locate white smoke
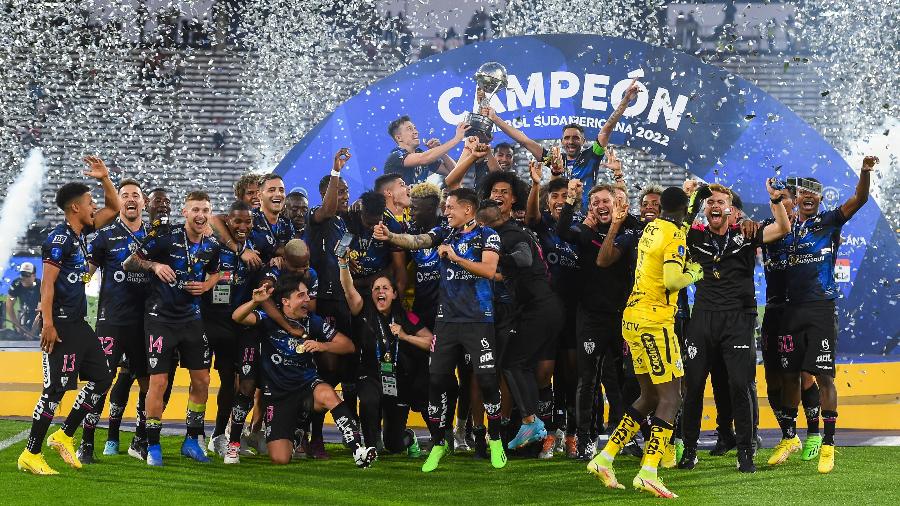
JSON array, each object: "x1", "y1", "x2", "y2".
[{"x1": 0, "y1": 148, "x2": 46, "y2": 273}]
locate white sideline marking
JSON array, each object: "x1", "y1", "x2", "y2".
[{"x1": 0, "y1": 430, "x2": 29, "y2": 451}]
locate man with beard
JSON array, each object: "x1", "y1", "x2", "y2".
[
  {"x1": 75, "y1": 179, "x2": 151, "y2": 464},
  {"x1": 525, "y1": 165, "x2": 581, "y2": 459},
  {"x1": 557, "y1": 180, "x2": 636, "y2": 459},
  {"x1": 485, "y1": 81, "x2": 640, "y2": 209},
  {"x1": 123, "y1": 191, "x2": 222, "y2": 466},
  {"x1": 284, "y1": 191, "x2": 309, "y2": 239},
  {"x1": 680, "y1": 181, "x2": 789, "y2": 473},
  {"x1": 374, "y1": 187, "x2": 508, "y2": 472},
  {"x1": 17, "y1": 156, "x2": 120, "y2": 476},
  {"x1": 769, "y1": 156, "x2": 878, "y2": 473},
  {"x1": 201, "y1": 201, "x2": 255, "y2": 459},
  {"x1": 98, "y1": 187, "x2": 174, "y2": 461},
  {"x1": 383, "y1": 115, "x2": 466, "y2": 184},
  {"x1": 234, "y1": 173, "x2": 261, "y2": 209},
  {"x1": 305, "y1": 148, "x2": 353, "y2": 458}
]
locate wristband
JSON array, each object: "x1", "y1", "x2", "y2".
[
  {"x1": 330, "y1": 170, "x2": 341, "y2": 177},
  {"x1": 338, "y1": 262, "x2": 349, "y2": 270},
  {"x1": 566, "y1": 197, "x2": 577, "y2": 206},
  {"x1": 770, "y1": 195, "x2": 784, "y2": 204},
  {"x1": 592, "y1": 143, "x2": 606, "y2": 157}
]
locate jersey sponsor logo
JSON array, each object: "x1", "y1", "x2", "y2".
[
  {"x1": 51, "y1": 247, "x2": 63, "y2": 261},
  {"x1": 677, "y1": 245, "x2": 685, "y2": 257},
  {"x1": 479, "y1": 352, "x2": 493, "y2": 364},
  {"x1": 816, "y1": 354, "x2": 832, "y2": 363},
  {"x1": 640, "y1": 333, "x2": 665, "y2": 376},
  {"x1": 821, "y1": 339, "x2": 831, "y2": 351},
  {"x1": 114, "y1": 270, "x2": 126, "y2": 282},
  {"x1": 480, "y1": 338, "x2": 490, "y2": 351},
  {"x1": 66, "y1": 272, "x2": 81, "y2": 284},
  {"x1": 51, "y1": 234, "x2": 67, "y2": 244},
  {"x1": 623, "y1": 321, "x2": 640, "y2": 332},
  {"x1": 270, "y1": 353, "x2": 283, "y2": 364}
]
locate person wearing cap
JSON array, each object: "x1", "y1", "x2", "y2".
[{"x1": 6, "y1": 262, "x2": 41, "y2": 339}]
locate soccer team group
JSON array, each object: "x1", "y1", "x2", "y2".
[{"x1": 14, "y1": 81, "x2": 879, "y2": 499}]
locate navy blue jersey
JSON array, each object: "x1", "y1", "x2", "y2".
[
  {"x1": 42, "y1": 222, "x2": 93, "y2": 321},
  {"x1": 428, "y1": 224, "x2": 501, "y2": 323},
  {"x1": 263, "y1": 264, "x2": 318, "y2": 299},
  {"x1": 409, "y1": 223, "x2": 442, "y2": 314},
  {"x1": 761, "y1": 217, "x2": 790, "y2": 307},
  {"x1": 8, "y1": 278, "x2": 41, "y2": 328},
  {"x1": 383, "y1": 146, "x2": 442, "y2": 184},
  {"x1": 249, "y1": 208, "x2": 295, "y2": 263},
  {"x1": 254, "y1": 310, "x2": 336, "y2": 391},
  {"x1": 530, "y1": 211, "x2": 580, "y2": 300},
  {"x1": 305, "y1": 207, "x2": 347, "y2": 300},
  {"x1": 138, "y1": 225, "x2": 221, "y2": 323},
  {"x1": 564, "y1": 145, "x2": 604, "y2": 209},
  {"x1": 614, "y1": 220, "x2": 644, "y2": 270},
  {"x1": 346, "y1": 209, "x2": 406, "y2": 279},
  {"x1": 785, "y1": 209, "x2": 847, "y2": 303},
  {"x1": 89, "y1": 218, "x2": 150, "y2": 324},
  {"x1": 202, "y1": 241, "x2": 255, "y2": 315}
]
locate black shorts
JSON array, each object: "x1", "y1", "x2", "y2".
[
  {"x1": 261, "y1": 381, "x2": 320, "y2": 443},
  {"x1": 781, "y1": 300, "x2": 838, "y2": 378},
  {"x1": 43, "y1": 320, "x2": 112, "y2": 394},
  {"x1": 760, "y1": 306, "x2": 785, "y2": 372},
  {"x1": 145, "y1": 318, "x2": 211, "y2": 374},
  {"x1": 204, "y1": 314, "x2": 239, "y2": 372},
  {"x1": 96, "y1": 320, "x2": 148, "y2": 378},
  {"x1": 430, "y1": 321, "x2": 496, "y2": 376},
  {"x1": 576, "y1": 307, "x2": 623, "y2": 360}
]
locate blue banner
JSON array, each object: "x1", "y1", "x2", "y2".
[{"x1": 276, "y1": 34, "x2": 899, "y2": 354}]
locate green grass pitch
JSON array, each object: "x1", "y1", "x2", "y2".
[{"x1": 2, "y1": 420, "x2": 899, "y2": 505}]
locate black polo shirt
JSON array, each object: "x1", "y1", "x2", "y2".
[{"x1": 687, "y1": 223, "x2": 764, "y2": 313}]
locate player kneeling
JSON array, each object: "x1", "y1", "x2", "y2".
[{"x1": 232, "y1": 275, "x2": 377, "y2": 468}]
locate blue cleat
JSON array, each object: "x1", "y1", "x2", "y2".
[
  {"x1": 508, "y1": 418, "x2": 548, "y2": 450},
  {"x1": 103, "y1": 440, "x2": 120, "y2": 456},
  {"x1": 181, "y1": 437, "x2": 211, "y2": 463},
  {"x1": 146, "y1": 444, "x2": 164, "y2": 466}
]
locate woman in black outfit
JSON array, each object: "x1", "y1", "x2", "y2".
[{"x1": 339, "y1": 254, "x2": 434, "y2": 455}]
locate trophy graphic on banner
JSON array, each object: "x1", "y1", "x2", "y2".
[{"x1": 465, "y1": 62, "x2": 509, "y2": 142}]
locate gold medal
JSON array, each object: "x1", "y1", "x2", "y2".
[
  {"x1": 81, "y1": 272, "x2": 91, "y2": 284},
  {"x1": 713, "y1": 269, "x2": 721, "y2": 279},
  {"x1": 295, "y1": 343, "x2": 306, "y2": 354},
  {"x1": 384, "y1": 352, "x2": 392, "y2": 363}
]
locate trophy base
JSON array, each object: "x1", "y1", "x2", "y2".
[{"x1": 465, "y1": 112, "x2": 494, "y2": 142}]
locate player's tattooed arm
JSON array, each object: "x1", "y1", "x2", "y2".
[
  {"x1": 372, "y1": 223, "x2": 433, "y2": 250},
  {"x1": 123, "y1": 253, "x2": 176, "y2": 283}
]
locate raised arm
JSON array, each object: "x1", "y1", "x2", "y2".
[
  {"x1": 404, "y1": 123, "x2": 469, "y2": 167},
  {"x1": 525, "y1": 160, "x2": 542, "y2": 227},
  {"x1": 597, "y1": 80, "x2": 640, "y2": 147},
  {"x1": 232, "y1": 285, "x2": 272, "y2": 326},
  {"x1": 313, "y1": 148, "x2": 350, "y2": 224},
  {"x1": 839, "y1": 156, "x2": 877, "y2": 220},
  {"x1": 82, "y1": 156, "x2": 120, "y2": 229},
  {"x1": 596, "y1": 199, "x2": 627, "y2": 267},
  {"x1": 555, "y1": 179, "x2": 584, "y2": 244},
  {"x1": 373, "y1": 222, "x2": 434, "y2": 250},
  {"x1": 485, "y1": 108, "x2": 545, "y2": 160},
  {"x1": 761, "y1": 178, "x2": 791, "y2": 243},
  {"x1": 444, "y1": 136, "x2": 489, "y2": 190},
  {"x1": 338, "y1": 254, "x2": 364, "y2": 316}
]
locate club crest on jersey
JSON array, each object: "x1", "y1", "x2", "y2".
[
  {"x1": 677, "y1": 245, "x2": 685, "y2": 258},
  {"x1": 584, "y1": 341, "x2": 595, "y2": 354},
  {"x1": 128, "y1": 242, "x2": 137, "y2": 252},
  {"x1": 458, "y1": 242, "x2": 468, "y2": 254}
]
